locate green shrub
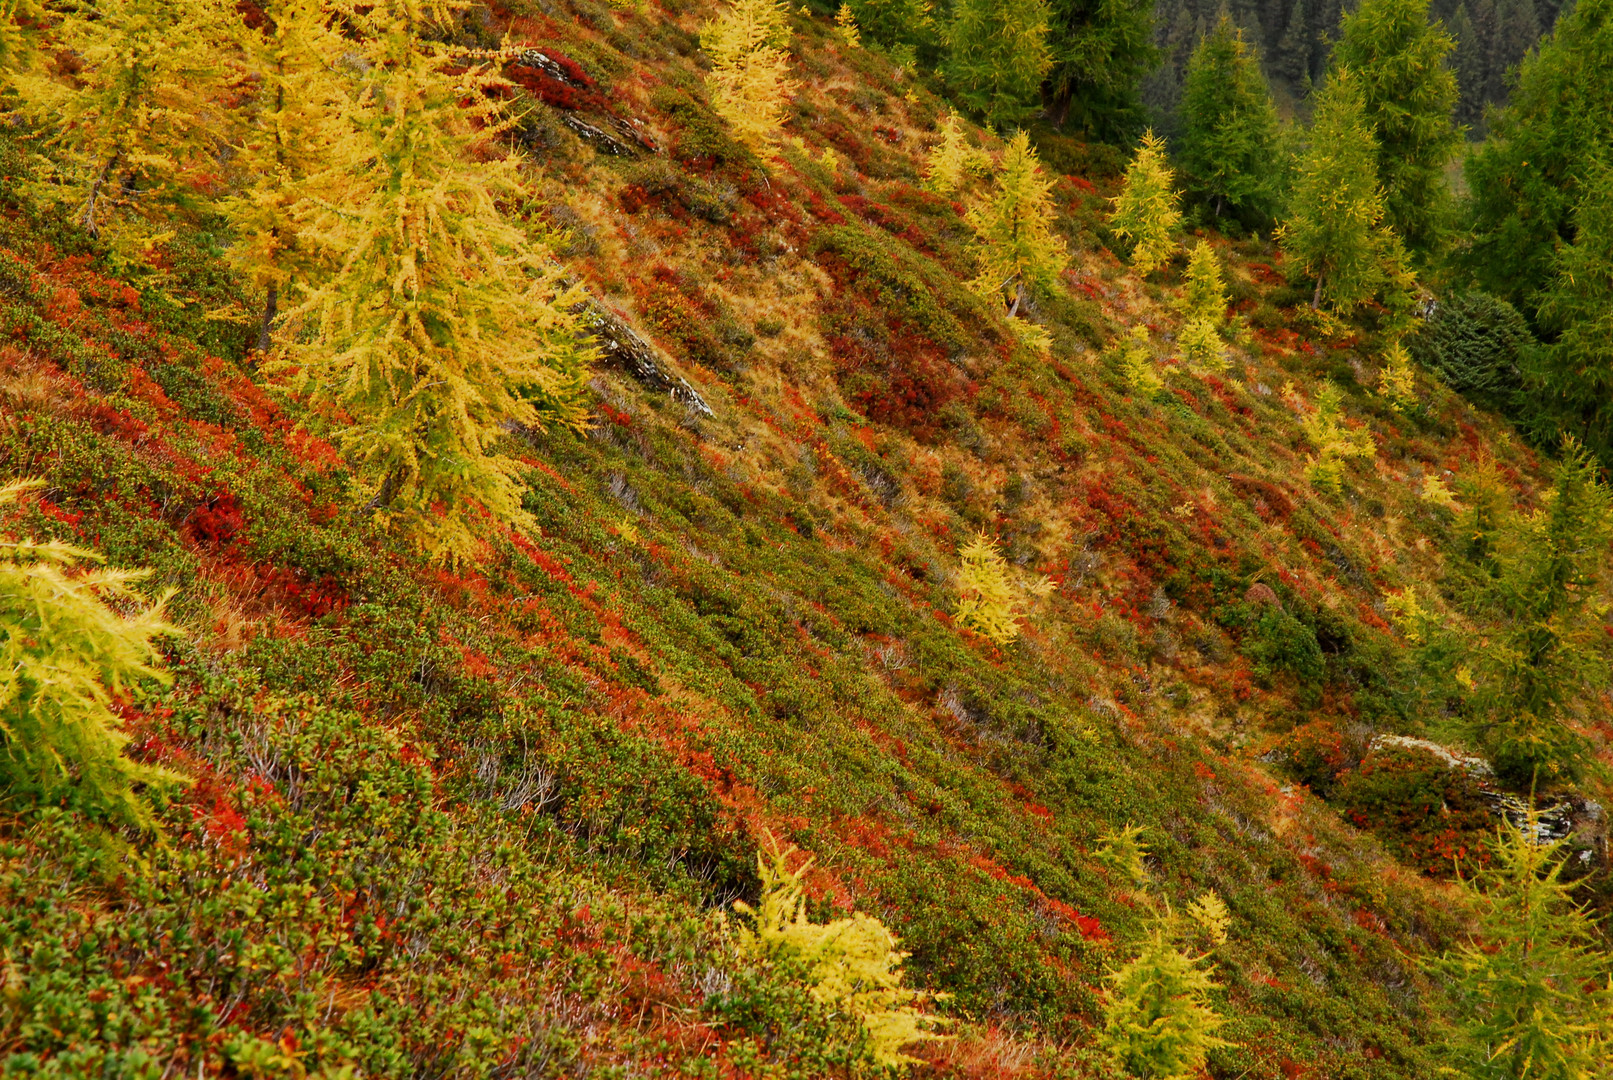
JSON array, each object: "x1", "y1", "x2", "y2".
[
  {"x1": 1236, "y1": 604, "x2": 1324, "y2": 688},
  {"x1": 1410, "y1": 291, "x2": 1536, "y2": 412},
  {"x1": 1337, "y1": 744, "x2": 1492, "y2": 876}
]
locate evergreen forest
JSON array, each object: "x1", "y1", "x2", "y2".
[{"x1": 2, "y1": 0, "x2": 1613, "y2": 1078}]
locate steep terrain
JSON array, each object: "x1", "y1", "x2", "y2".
[{"x1": 1, "y1": 2, "x2": 1607, "y2": 1078}]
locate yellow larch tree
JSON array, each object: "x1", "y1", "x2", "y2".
[
  {"x1": 1, "y1": 480, "x2": 186, "y2": 830},
  {"x1": 1110, "y1": 129, "x2": 1183, "y2": 275},
  {"x1": 7, "y1": 0, "x2": 237, "y2": 242},
  {"x1": 1178, "y1": 241, "x2": 1229, "y2": 371},
  {"x1": 954, "y1": 531, "x2": 1052, "y2": 645},
  {"x1": 702, "y1": 0, "x2": 797, "y2": 155},
  {"x1": 966, "y1": 129, "x2": 1067, "y2": 318},
  {"x1": 278, "y1": 0, "x2": 595, "y2": 563},
  {"x1": 834, "y1": 2, "x2": 861, "y2": 47},
  {"x1": 921, "y1": 107, "x2": 975, "y2": 197},
  {"x1": 735, "y1": 836, "x2": 950, "y2": 1067},
  {"x1": 221, "y1": 0, "x2": 359, "y2": 355}
]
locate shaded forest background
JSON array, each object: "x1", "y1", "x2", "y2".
[{"x1": 1145, "y1": 0, "x2": 1562, "y2": 133}]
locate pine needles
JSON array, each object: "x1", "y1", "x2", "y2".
[{"x1": 0, "y1": 481, "x2": 185, "y2": 829}]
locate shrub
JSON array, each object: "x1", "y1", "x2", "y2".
[
  {"x1": 1429, "y1": 809, "x2": 1613, "y2": 1079},
  {"x1": 0, "y1": 480, "x2": 185, "y2": 828},
  {"x1": 1096, "y1": 826, "x2": 1230, "y2": 1080},
  {"x1": 1270, "y1": 718, "x2": 1361, "y2": 798},
  {"x1": 1409, "y1": 290, "x2": 1534, "y2": 411},
  {"x1": 1337, "y1": 744, "x2": 1492, "y2": 875},
  {"x1": 1241, "y1": 604, "x2": 1324, "y2": 687}
]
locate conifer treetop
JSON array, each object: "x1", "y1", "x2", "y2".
[
  {"x1": 1109, "y1": 129, "x2": 1183, "y2": 275},
  {"x1": 279, "y1": 1, "x2": 595, "y2": 562},
  {"x1": 966, "y1": 129, "x2": 1068, "y2": 317},
  {"x1": 1278, "y1": 66, "x2": 1392, "y2": 313},
  {"x1": 1177, "y1": 15, "x2": 1283, "y2": 225}
]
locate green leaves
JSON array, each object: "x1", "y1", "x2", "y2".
[
  {"x1": 941, "y1": 0, "x2": 1053, "y2": 129},
  {"x1": 1278, "y1": 67, "x2": 1396, "y2": 314},
  {"x1": 1332, "y1": 0, "x2": 1461, "y2": 263},
  {"x1": 1177, "y1": 16, "x2": 1283, "y2": 228}
]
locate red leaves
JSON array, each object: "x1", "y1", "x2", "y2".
[{"x1": 183, "y1": 492, "x2": 246, "y2": 549}]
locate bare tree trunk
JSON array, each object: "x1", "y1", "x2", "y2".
[
  {"x1": 1007, "y1": 281, "x2": 1023, "y2": 319},
  {"x1": 257, "y1": 284, "x2": 278, "y2": 356},
  {"x1": 1312, "y1": 275, "x2": 1324, "y2": 309},
  {"x1": 81, "y1": 152, "x2": 121, "y2": 237}
]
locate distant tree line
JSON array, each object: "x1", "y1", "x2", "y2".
[{"x1": 1145, "y1": 0, "x2": 1562, "y2": 135}]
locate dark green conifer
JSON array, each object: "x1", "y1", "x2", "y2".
[
  {"x1": 1043, "y1": 0, "x2": 1159, "y2": 142},
  {"x1": 942, "y1": 0, "x2": 1053, "y2": 128},
  {"x1": 1177, "y1": 16, "x2": 1282, "y2": 227},
  {"x1": 1332, "y1": 0, "x2": 1462, "y2": 263},
  {"x1": 1464, "y1": 0, "x2": 1613, "y2": 320},
  {"x1": 1534, "y1": 165, "x2": 1613, "y2": 468}
]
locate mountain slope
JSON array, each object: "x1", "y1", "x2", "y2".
[{"x1": 0, "y1": 2, "x2": 1605, "y2": 1078}]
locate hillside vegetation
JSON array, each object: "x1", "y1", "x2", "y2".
[{"x1": 1, "y1": 1, "x2": 1610, "y2": 1079}]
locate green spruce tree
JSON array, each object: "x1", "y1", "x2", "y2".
[
  {"x1": 1430, "y1": 810, "x2": 1613, "y2": 1080},
  {"x1": 943, "y1": 0, "x2": 1053, "y2": 129},
  {"x1": 1332, "y1": 0, "x2": 1462, "y2": 263},
  {"x1": 1177, "y1": 16, "x2": 1283, "y2": 228},
  {"x1": 1463, "y1": 0, "x2": 1613, "y2": 321},
  {"x1": 1278, "y1": 68, "x2": 1390, "y2": 312},
  {"x1": 1534, "y1": 163, "x2": 1613, "y2": 462},
  {"x1": 1043, "y1": 0, "x2": 1159, "y2": 142}
]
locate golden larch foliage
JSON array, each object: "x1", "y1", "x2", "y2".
[
  {"x1": 276, "y1": 0, "x2": 595, "y2": 563},
  {"x1": 966, "y1": 130, "x2": 1067, "y2": 318},
  {"x1": 7, "y1": 0, "x2": 237, "y2": 242},
  {"x1": 734, "y1": 836, "x2": 949, "y2": 1067},
  {"x1": 0, "y1": 480, "x2": 187, "y2": 829},
  {"x1": 1302, "y1": 382, "x2": 1377, "y2": 491},
  {"x1": 702, "y1": 0, "x2": 797, "y2": 155},
  {"x1": 1109, "y1": 130, "x2": 1183, "y2": 274},
  {"x1": 921, "y1": 108, "x2": 976, "y2": 197},
  {"x1": 1376, "y1": 339, "x2": 1420, "y2": 412},
  {"x1": 954, "y1": 531, "x2": 1051, "y2": 645},
  {"x1": 220, "y1": 0, "x2": 359, "y2": 353}
]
